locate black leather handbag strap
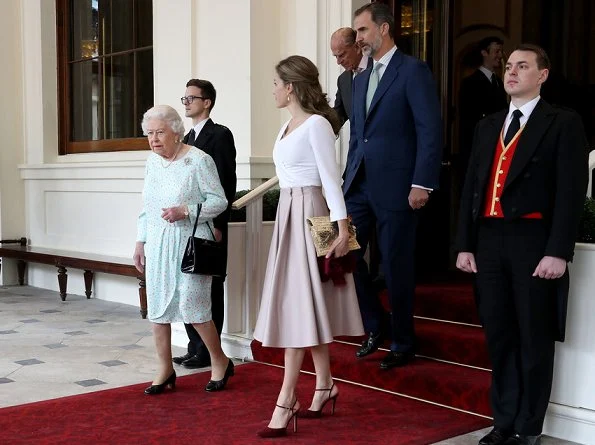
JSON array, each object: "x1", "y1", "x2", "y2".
[{"x1": 191, "y1": 203, "x2": 216, "y2": 240}]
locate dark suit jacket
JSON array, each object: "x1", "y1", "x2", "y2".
[
  {"x1": 183, "y1": 119, "x2": 237, "y2": 235},
  {"x1": 459, "y1": 69, "x2": 508, "y2": 168},
  {"x1": 334, "y1": 58, "x2": 373, "y2": 128},
  {"x1": 343, "y1": 50, "x2": 442, "y2": 210},
  {"x1": 455, "y1": 99, "x2": 589, "y2": 340},
  {"x1": 333, "y1": 70, "x2": 353, "y2": 127}
]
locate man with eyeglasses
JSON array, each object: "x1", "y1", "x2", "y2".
[
  {"x1": 330, "y1": 27, "x2": 370, "y2": 127},
  {"x1": 173, "y1": 79, "x2": 237, "y2": 369}
]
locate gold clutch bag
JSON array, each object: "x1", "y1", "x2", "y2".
[{"x1": 306, "y1": 216, "x2": 361, "y2": 257}]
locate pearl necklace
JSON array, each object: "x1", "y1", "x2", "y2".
[{"x1": 160, "y1": 143, "x2": 183, "y2": 168}]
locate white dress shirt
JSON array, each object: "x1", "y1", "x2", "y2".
[
  {"x1": 503, "y1": 95, "x2": 541, "y2": 136},
  {"x1": 192, "y1": 118, "x2": 210, "y2": 137},
  {"x1": 479, "y1": 66, "x2": 496, "y2": 82},
  {"x1": 373, "y1": 45, "x2": 397, "y2": 81},
  {"x1": 353, "y1": 55, "x2": 370, "y2": 78}
]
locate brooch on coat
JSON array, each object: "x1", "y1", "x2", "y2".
[{"x1": 184, "y1": 157, "x2": 192, "y2": 166}]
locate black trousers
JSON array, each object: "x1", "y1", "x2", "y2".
[
  {"x1": 184, "y1": 275, "x2": 225, "y2": 356},
  {"x1": 475, "y1": 219, "x2": 557, "y2": 435}
]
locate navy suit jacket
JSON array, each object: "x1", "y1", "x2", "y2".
[{"x1": 343, "y1": 50, "x2": 442, "y2": 211}]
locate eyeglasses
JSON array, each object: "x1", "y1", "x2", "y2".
[
  {"x1": 145, "y1": 130, "x2": 167, "y2": 138},
  {"x1": 180, "y1": 95, "x2": 206, "y2": 105}
]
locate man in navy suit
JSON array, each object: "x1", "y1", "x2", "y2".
[{"x1": 344, "y1": 3, "x2": 442, "y2": 369}]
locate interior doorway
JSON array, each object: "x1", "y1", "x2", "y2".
[{"x1": 373, "y1": 0, "x2": 595, "y2": 281}]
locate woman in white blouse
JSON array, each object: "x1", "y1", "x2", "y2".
[{"x1": 253, "y1": 55, "x2": 364, "y2": 438}]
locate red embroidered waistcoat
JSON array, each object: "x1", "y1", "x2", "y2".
[{"x1": 482, "y1": 127, "x2": 542, "y2": 219}]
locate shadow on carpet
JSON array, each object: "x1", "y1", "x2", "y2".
[{"x1": 0, "y1": 362, "x2": 489, "y2": 445}]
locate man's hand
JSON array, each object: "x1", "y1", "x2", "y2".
[
  {"x1": 133, "y1": 242, "x2": 145, "y2": 274},
  {"x1": 533, "y1": 256, "x2": 566, "y2": 279},
  {"x1": 409, "y1": 188, "x2": 430, "y2": 210},
  {"x1": 456, "y1": 252, "x2": 478, "y2": 273}
]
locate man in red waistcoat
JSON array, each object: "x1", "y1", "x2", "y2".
[{"x1": 455, "y1": 44, "x2": 589, "y2": 445}]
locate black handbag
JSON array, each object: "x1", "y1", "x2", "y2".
[{"x1": 181, "y1": 203, "x2": 226, "y2": 277}]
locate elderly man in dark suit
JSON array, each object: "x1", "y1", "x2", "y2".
[
  {"x1": 456, "y1": 44, "x2": 589, "y2": 445},
  {"x1": 344, "y1": 3, "x2": 442, "y2": 370},
  {"x1": 172, "y1": 79, "x2": 237, "y2": 369},
  {"x1": 459, "y1": 36, "x2": 508, "y2": 172},
  {"x1": 330, "y1": 27, "x2": 369, "y2": 127}
]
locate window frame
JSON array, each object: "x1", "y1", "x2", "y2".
[{"x1": 55, "y1": 0, "x2": 152, "y2": 155}]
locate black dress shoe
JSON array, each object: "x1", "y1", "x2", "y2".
[
  {"x1": 205, "y1": 359, "x2": 234, "y2": 392},
  {"x1": 172, "y1": 352, "x2": 193, "y2": 365},
  {"x1": 479, "y1": 428, "x2": 512, "y2": 445},
  {"x1": 355, "y1": 332, "x2": 383, "y2": 358},
  {"x1": 502, "y1": 434, "x2": 541, "y2": 445},
  {"x1": 182, "y1": 353, "x2": 211, "y2": 369},
  {"x1": 379, "y1": 351, "x2": 414, "y2": 369}
]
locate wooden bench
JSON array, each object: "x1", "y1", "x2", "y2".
[{"x1": 0, "y1": 244, "x2": 147, "y2": 318}]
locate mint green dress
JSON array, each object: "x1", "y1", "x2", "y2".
[{"x1": 137, "y1": 147, "x2": 227, "y2": 323}]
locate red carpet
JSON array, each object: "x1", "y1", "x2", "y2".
[
  {"x1": 0, "y1": 362, "x2": 489, "y2": 445},
  {"x1": 413, "y1": 282, "x2": 480, "y2": 325},
  {"x1": 339, "y1": 317, "x2": 490, "y2": 369},
  {"x1": 253, "y1": 280, "x2": 493, "y2": 418},
  {"x1": 252, "y1": 341, "x2": 492, "y2": 416}
]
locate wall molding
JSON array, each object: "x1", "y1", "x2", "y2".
[
  {"x1": 544, "y1": 403, "x2": 595, "y2": 444},
  {"x1": 18, "y1": 157, "x2": 274, "y2": 183}
]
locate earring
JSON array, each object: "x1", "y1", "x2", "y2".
[{"x1": 287, "y1": 94, "x2": 290, "y2": 103}]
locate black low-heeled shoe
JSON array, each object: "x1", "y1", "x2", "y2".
[
  {"x1": 144, "y1": 370, "x2": 176, "y2": 395},
  {"x1": 205, "y1": 359, "x2": 234, "y2": 392}
]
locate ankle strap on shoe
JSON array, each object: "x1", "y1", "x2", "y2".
[
  {"x1": 276, "y1": 398, "x2": 298, "y2": 413},
  {"x1": 314, "y1": 382, "x2": 335, "y2": 393}
]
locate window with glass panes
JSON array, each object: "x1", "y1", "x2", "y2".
[{"x1": 56, "y1": 0, "x2": 153, "y2": 154}]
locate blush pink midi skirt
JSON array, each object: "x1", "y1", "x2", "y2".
[{"x1": 253, "y1": 186, "x2": 364, "y2": 348}]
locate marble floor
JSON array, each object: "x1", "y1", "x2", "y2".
[{"x1": 0, "y1": 285, "x2": 580, "y2": 445}]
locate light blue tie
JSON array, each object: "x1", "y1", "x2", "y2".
[{"x1": 366, "y1": 62, "x2": 382, "y2": 115}]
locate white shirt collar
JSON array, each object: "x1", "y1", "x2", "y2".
[
  {"x1": 479, "y1": 66, "x2": 495, "y2": 81},
  {"x1": 375, "y1": 45, "x2": 397, "y2": 69},
  {"x1": 356, "y1": 55, "x2": 369, "y2": 73},
  {"x1": 192, "y1": 117, "x2": 210, "y2": 136},
  {"x1": 352, "y1": 55, "x2": 370, "y2": 78},
  {"x1": 503, "y1": 95, "x2": 541, "y2": 135},
  {"x1": 507, "y1": 95, "x2": 541, "y2": 121},
  {"x1": 373, "y1": 45, "x2": 397, "y2": 81}
]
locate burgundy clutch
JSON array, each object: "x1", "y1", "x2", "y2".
[{"x1": 316, "y1": 254, "x2": 356, "y2": 286}]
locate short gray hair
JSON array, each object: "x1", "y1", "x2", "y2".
[{"x1": 141, "y1": 105, "x2": 185, "y2": 139}]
